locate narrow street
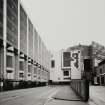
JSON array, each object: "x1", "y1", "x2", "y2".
[
  {"x1": 0, "y1": 86, "x2": 91, "y2": 105},
  {"x1": 0, "y1": 86, "x2": 59, "y2": 105}
]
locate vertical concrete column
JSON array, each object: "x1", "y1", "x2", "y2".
[
  {"x1": 37, "y1": 35, "x2": 39, "y2": 82},
  {"x1": 17, "y1": 0, "x2": 20, "y2": 81},
  {"x1": 100, "y1": 75, "x2": 101, "y2": 85},
  {"x1": 26, "y1": 16, "x2": 29, "y2": 81},
  {"x1": 40, "y1": 39, "x2": 42, "y2": 82},
  {"x1": 3, "y1": 0, "x2": 7, "y2": 79},
  {"x1": 31, "y1": 27, "x2": 34, "y2": 82}
]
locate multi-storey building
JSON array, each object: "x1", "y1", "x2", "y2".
[
  {"x1": 0, "y1": 0, "x2": 51, "y2": 90},
  {"x1": 50, "y1": 50, "x2": 70, "y2": 84},
  {"x1": 96, "y1": 60, "x2": 105, "y2": 85},
  {"x1": 50, "y1": 42, "x2": 105, "y2": 85},
  {"x1": 50, "y1": 45, "x2": 92, "y2": 84}
]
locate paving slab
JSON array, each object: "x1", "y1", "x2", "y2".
[
  {"x1": 45, "y1": 86, "x2": 89, "y2": 105},
  {"x1": 89, "y1": 86, "x2": 105, "y2": 105},
  {"x1": 45, "y1": 99, "x2": 88, "y2": 105},
  {"x1": 52, "y1": 86, "x2": 81, "y2": 101}
]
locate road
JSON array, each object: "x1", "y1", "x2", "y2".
[{"x1": 0, "y1": 86, "x2": 59, "y2": 105}]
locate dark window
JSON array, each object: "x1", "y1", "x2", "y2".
[
  {"x1": 84, "y1": 59, "x2": 91, "y2": 72},
  {"x1": 19, "y1": 73, "x2": 24, "y2": 78},
  {"x1": 6, "y1": 55, "x2": 13, "y2": 68},
  {"x1": 51, "y1": 60, "x2": 55, "y2": 68},
  {"x1": 19, "y1": 61, "x2": 24, "y2": 71},
  {"x1": 0, "y1": 0, "x2": 3, "y2": 11},
  {"x1": 34, "y1": 67, "x2": 37, "y2": 74},
  {"x1": 20, "y1": 4, "x2": 27, "y2": 54},
  {"x1": 63, "y1": 52, "x2": 70, "y2": 67},
  {"x1": 63, "y1": 70, "x2": 69, "y2": 76},
  {"x1": 7, "y1": 0, "x2": 18, "y2": 48},
  {"x1": 28, "y1": 65, "x2": 31, "y2": 73},
  {"x1": 28, "y1": 19, "x2": 33, "y2": 58},
  {"x1": 0, "y1": 0, "x2": 3, "y2": 39},
  {"x1": 100, "y1": 68, "x2": 102, "y2": 74}
]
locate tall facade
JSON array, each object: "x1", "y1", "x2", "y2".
[{"x1": 0, "y1": 0, "x2": 51, "y2": 89}]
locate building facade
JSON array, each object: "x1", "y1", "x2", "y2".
[
  {"x1": 50, "y1": 45, "x2": 92, "y2": 84},
  {"x1": 0, "y1": 0, "x2": 51, "y2": 90},
  {"x1": 50, "y1": 50, "x2": 71, "y2": 84},
  {"x1": 96, "y1": 60, "x2": 105, "y2": 85}
]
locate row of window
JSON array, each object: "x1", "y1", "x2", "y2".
[
  {"x1": 0, "y1": 0, "x2": 48, "y2": 64},
  {"x1": 7, "y1": 0, "x2": 18, "y2": 16},
  {"x1": 0, "y1": 0, "x2": 3, "y2": 11},
  {"x1": 0, "y1": 0, "x2": 3, "y2": 39},
  {"x1": 28, "y1": 20, "x2": 33, "y2": 58},
  {"x1": 51, "y1": 52, "x2": 71, "y2": 68},
  {"x1": 7, "y1": 0, "x2": 18, "y2": 48},
  {"x1": 51, "y1": 60, "x2": 69, "y2": 76}
]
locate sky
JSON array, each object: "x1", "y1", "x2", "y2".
[{"x1": 22, "y1": 0, "x2": 105, "y2": 52}]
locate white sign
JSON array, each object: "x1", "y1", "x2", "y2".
[{"x1": 71, "y1": 50, "x2": 81, "y2": 79}]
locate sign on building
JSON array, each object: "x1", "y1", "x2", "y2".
[{"x1": 71, "y1": 50, "x2": 81, "y2": 79}]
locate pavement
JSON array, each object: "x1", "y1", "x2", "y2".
[
  {"x1": 45, "y1": 85, "x2": 105, "y2": 105},
  {"x1": 45, "y1": 86, "x2": 89, "y2": 105},
  {"x1": 0, "y1": 85, "x2": 105, "y2": 105},
  {"x1": 88, "y1": 86, "x2": 105, "y2": 105},
  {"x1": 0, "y1": 86, "x2": 59, "y2": 105}
]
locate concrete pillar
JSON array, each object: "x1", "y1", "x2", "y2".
[{"x1": 3, "y1": 0, "x2": 7, "y2": 79}]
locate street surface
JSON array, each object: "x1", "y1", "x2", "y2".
[
  {"x1": 89, "y1": 86, "x2": 105, "y2": 105},
  {"x1": 0, "y1": 86, "x2": 59, "y2": 105},
  {"x1": 1, "y1": 85, "x2": 104, "y2": 105}
]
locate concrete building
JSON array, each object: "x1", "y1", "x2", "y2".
[
  {"x1": 50, "y1": 50, "x2": 71, "y2": 84},
  {"x1": 50, "y1": 42, "x2": 105, "y2": 85},
  {"x1": 50, "y1": 45, "x2": 92, "y2": 84},
  {"x1": 0, "y1": 0, "x2": 51, "y2": 90}
]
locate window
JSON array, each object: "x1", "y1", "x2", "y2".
[
  {"x1": 34, "y1": 67, "x2": 37, "y2": 74},
  {"x1": 63, "y1": 70, "x2": 69, "y2": 76},
  {"x1": 100, "y1": 68, "x2": 102, "y2": 74},
  {"x1": 19, "y1": 61, "x2": 24, "y2": 71},
  {"x1": 6, "y1": 55, "x2": 13, "y2": 68},
  {"x1": 63, "y1": 52, "x2": 70, "y2": 67},
  {"x1": 51, "y1": 60, "x2": 55, "y2": 68},
  {"x1": 19, "y1": 73, "x2": 24, "y2": 78},
  {"x1": 28, "y1": 65, "x2": 31, "y2": 73}
]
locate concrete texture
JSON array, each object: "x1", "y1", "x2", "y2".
[
  {"x1": 45, "y1": 86, "x2": 88, "y2": 105},
  {"x1": 52, "y1": 86, "x2": 81, "y2": 101},
  {"x1": 89, "y1": 86, "x2": 105, "y2": 105}
]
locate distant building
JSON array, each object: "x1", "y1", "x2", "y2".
[
  {"x1": 50, "y1": 50, "x2": 70, "y2": 84},
  {"x1": 50, "y1": 45, "x2": 92, "y2": 84},
  {"x1": 96, "y1": 60, "x2": 105, "y2": 85}
]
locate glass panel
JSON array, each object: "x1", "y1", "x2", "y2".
[{"x1": 6, "y1": 55, "x2": 13, "y2": 68}]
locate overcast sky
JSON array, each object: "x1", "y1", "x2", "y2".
[{"x1": 22, "y1": 0, "x2": 105, "y2": 51}]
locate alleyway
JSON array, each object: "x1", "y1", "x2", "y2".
[{"x1": 0, "y1": 86, "x2": 89, "y2": 105}]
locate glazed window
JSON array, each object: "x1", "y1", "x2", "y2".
[
  {"x1": 51, "y1": 60, "x2": 55, "y2": 68},
  {"x1": 6, "y1": 55, "x2": 13, "y2": 68},
  {"x1": 63, "y1": 70, "x2": 69, "y2": 76},
  {"x1": 19, "y1": 61, "x2": 24, "y2": 71},
  {"x1": 19, "y1": 73, "x2": 24, "y2": 78},
  {"x1": 100, "y1": 68, "x2": 102, "y2": 74}
]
